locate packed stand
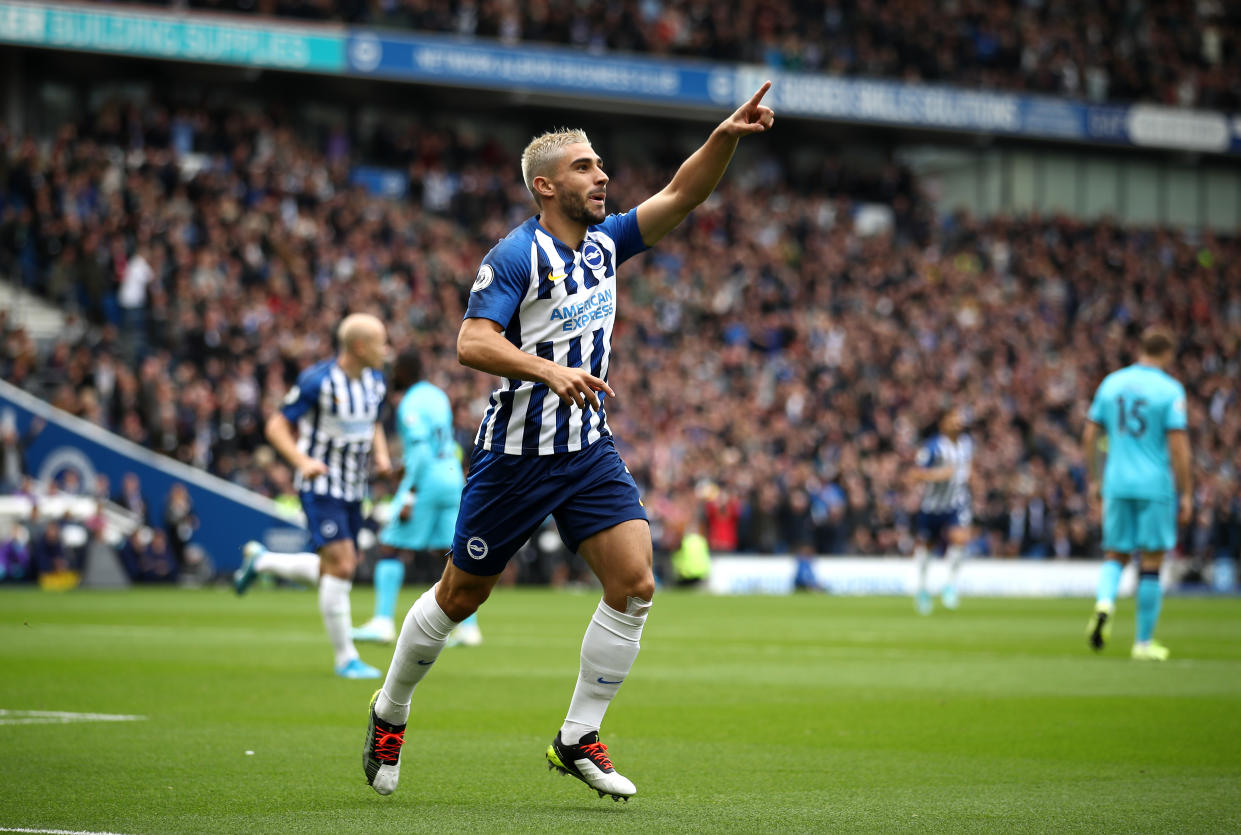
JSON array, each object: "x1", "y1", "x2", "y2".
[
  {"x1": 161, "y1": 0, "x2": 1241, "y2": 108},
  {"x1": 1, "y1": 101, "x2": 1239, "y2": 569}
]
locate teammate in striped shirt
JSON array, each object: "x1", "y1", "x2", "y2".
[
  {"x1": 235, "y1": 313, "x2": 393, "y2": 679},
  {"x1": 907, "y1": 407, "x2": 975, "y2": 615},
  {"x1": 363, "y1": 83, "x2": 776, "y2": 801}
]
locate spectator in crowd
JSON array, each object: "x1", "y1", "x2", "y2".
[
  {"x1": 114, "y1": 472, "x2": 150, "y2": 524},
  {"x1": 31, "y1": 520, "x2": 74, "y2": 577},
  {"x1": 0, "y1": 415, "x2": 41, "y2": 494},
  {"x1": 163, "y1": 483, "x2": 199, "y2": 571},
  {"x1": 119, "y1": 527, "x2": 177, "y2": 583},
  {"x1": 0, "y1": 525, "x2": 32, "y2": 582}
]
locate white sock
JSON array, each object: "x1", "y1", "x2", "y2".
[
  {"x1": 945, "y1": 545, "x2": 965, "y2": 587},
  {"x1": 255, "y1": 550, "x2": 320, "y2": 586},
  {"x1": 913, "y1": 545, "x2": 929, "y2": 595},
  {"x1": 319, "y1": 575, "x2": 358, "y2": 668},
  {"x1": 560, "y1": 597, "x2": 650, "y2": 743},
  {"x1": 376, "y1": 584, "x2": 456, "y2": 726}
]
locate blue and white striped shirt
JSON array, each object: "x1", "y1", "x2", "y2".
[
  {"x1": 464, "y1": 210, "x2": 647, "y2": 456},
  {"x1": 916, "y1": 433, "x2": 973, "y2": 513},
  {"x1": 280, "y1": 359, "x2": 386, "y2": 501}
]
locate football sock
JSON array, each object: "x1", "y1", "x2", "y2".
[
  {"x1": 561, "y1": 597, "x2": 650, "y2": 742},
  {"x1": 944, "y1": 544, "x2": 965, "y2": 588},
  {"x1": 372, "y1": 558, "x2": 405, "y2": 622},
  {"x1": 377, "y1": 584, "x2": 455, "y2": 726},
  {"x1": 1095, "y1": 559, "x2": 1123, "y2": 609},
  {"x1": 913, "y1": 545, "x2": 930, "y2": 595},
  {"x1": 1136, "y1": 570, "x2": 1162, "y2": 643},
  {"x1": 255, "y1": 550, "x2": 320, "y2": 586},
  {"x1": 319, "y1": 574, "x2": 359, "y2": 668}
]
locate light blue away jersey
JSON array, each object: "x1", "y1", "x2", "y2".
[
  {"x1": 393, "y1": 380, "x2": 463, "y2": 497},
  {"x1": 915, "y1": 433, "x2": 973, "y2": 513},
  {"x1": 1088, "y1": 364, "x2": 1187, "y2": 500},
  {"x1": 280, "y1": 359, "x2": 386, "y2": 501},
  {"x1": 464, "y1": 210, "x2": 647, "y2": 456}
]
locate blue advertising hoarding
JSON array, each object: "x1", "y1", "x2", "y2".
[
  {"x1": 345, "y1": 29, "x2": 732, "y2": 108},
  {"x1": 346, "y1": 29, "x2": 1241, "y2": 155},
  {"x1": 0, "y1": 379, "x2": 305, "y2": 574}
]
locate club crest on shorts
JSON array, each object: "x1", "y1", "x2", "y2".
[
  {"x1": 471, "y1": 264, "x2": 495, "y2": 292},
  {"x1": 321, "y1": 519, "x2": 339, "y2": 538},
  {"x1": 466, "y1": 537, "x2": 489, "y2": 560}
]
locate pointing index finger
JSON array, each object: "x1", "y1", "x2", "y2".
[{"x1": 749, "y1": 80, "x2": 772, "y2": 107}]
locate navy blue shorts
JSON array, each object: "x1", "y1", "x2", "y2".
[
  {"x1": 915, "y1": 508, "x2": 971, "y2": 545},
  {"x1": 452, "y1": 436, "x2": 647, "y2": 576},
  {"x1": 301, "y1": 492, "x2": 364, "y2": 551}
]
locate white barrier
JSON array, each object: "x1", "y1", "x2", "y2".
[{"x1": 705, "y1": 555, "x2": 1150, "y2": 597}]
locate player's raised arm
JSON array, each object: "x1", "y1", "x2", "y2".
[{"x1": 635, "y1": 81, "x2": 775, "y2": 247}]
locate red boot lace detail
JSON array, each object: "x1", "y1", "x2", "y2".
[
  {"x1": 374, "y1": 728, "x2": 405, "y2": 765},
  {"x1": 580, "y1": 741, "x2": 613, "y2": 771}
]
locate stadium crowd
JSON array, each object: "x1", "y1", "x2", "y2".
[
  {"x1": 157, "y1": 0, "x2": 1241, "y2": 108},
  {"x1": 1, "y1": 98, "x2": 1239, "y2": 574}
]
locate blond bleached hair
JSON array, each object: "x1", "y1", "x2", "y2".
[{"x1": 521, "y1": 128, "x2": 591, "y2": 205}]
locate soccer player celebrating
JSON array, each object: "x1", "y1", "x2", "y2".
[
  {"x1": 907, "y1": 407, "x2": 974, "y2": 614},
  {"x1": 362, "y1": 83, "x2": 775, "y2": 801},
  {"x1": 353, "y1": 348, "x2": 477, "y2": 647},
  {"x1": 1083, "y1": 326, "x2": 1192, "y2": 661},
  {"x1": 235, "y1": 313, "x2": 392, "y2": 679}
]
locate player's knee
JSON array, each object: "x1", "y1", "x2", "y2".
[
  {"x1": 438, "y1": 583, "x2": 489, "y2": 621},
  {"x1": 609, "y1": 565, "x2": 655, "y2": 603},
  {"x1": 436, "y1": 564, "x2": 494, "y2": 621},
  {"x1": 319, "y1": 541, "x2": 357, "y2": 579}
]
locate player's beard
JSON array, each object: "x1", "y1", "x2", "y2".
[{"x1": 562, "y1": 189, "x2": 606, "y2": 226}]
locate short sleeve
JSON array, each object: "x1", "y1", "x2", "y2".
[
  {"x1": 915, "y1": 444, "x2": 934, "y2": 467},
  {"x1": 400, "y1": 397, "x2": 431, "y2": 444},
  {"x1": 1165, "y1": 384, "x2": 1188, "y2": 431},
  {"x1": 1087, "y1": 384, "x2": 1108, "y2": 426},
  {"x1": 464, "y1": 244, "x2": 530, "y2": 327},
  {"x1": 596, "y1": 208, "x2": 648, "y2": 265},
  {"x1": 280, "y1": 372, "x2": 319, "y2": 422}
]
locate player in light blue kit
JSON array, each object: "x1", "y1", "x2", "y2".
[
  {"x1": 907, "y1": 407, "x2": 974, "y2": 614},
  {"x1": 1083, "y1": 327, "x2": 1193, "y2": 661},
  {"x1": 361, "y1": 83, "x2": 775, "y2": 801},
  {"x1": 353, "y1": 349, "x2": 476, "y2": 647}
]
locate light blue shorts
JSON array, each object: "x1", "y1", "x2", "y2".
[
  {"x1": 1102, "y1": 497, "x2": 1176, "y2": 554},
  {"x1": 380, "y1": 489, "x2": 460, "y2": 551}
]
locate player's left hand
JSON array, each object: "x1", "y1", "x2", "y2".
[
  {"x1": 722, "y1": 81, "x2": 775, "y2": 136},
  {"x1": 1178, "y1": 493, "x2": 1193, "y2": 525},
  {"x1": 373, "y1": 457, "x2": 395, "y2": 478}
]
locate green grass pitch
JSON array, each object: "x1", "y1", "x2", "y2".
[{"x1": 2, "y1": 587, "x2": 1239, "y2": 834}]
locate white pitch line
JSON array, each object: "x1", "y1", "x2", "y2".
[
  {"x1": 0, "y1": 828, "x2": 137, "y2": 835},
  {"x1": 0, "y1": 710, "x2": 146, "y2": 726}
]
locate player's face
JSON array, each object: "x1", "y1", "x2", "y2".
[
  {"x1": 356, "y1": 327, "x2": 390, "y2": 370},
  {"x1": 942, "y1": 410, "x2": 962, "y2": 436},
  {"x1": 554, "y1": 143, "x2": 608, "y2": 225}
]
